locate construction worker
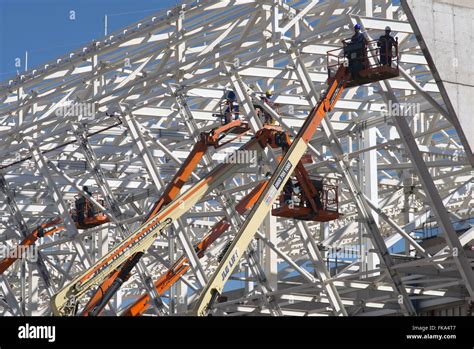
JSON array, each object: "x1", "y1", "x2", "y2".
[
  {"x1": 350, "y1": 23, "x2": 367, "y2": 45},
  {"x1": 262, "y1": 90, "x2": 275, "y2": 125},
  {"x1": 223, "y1": 90, "x2": 239, "y2": 123},
  {"x1": 345, "y1": 24, "x2": 368, "y2": 78},
  {"x1": 377, "y1": 26, "x2": 396, "y2": 66},
  {"x1": 75, "y1": 186, "x2": 94, "y2": 226},
  {"x1": 282, "y1": 180, "x2": 294, "y2": 205},
  {"x1": 312, "y1": 179, "x2": 324, "y2": 209}
]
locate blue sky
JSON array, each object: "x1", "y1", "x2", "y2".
[{"x1": 0, "y1": 0, "x2": 178, "y2": 80}]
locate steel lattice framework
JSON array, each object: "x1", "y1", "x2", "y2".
[{"x1": 0, "y1": 0, "x2": 472, "y2": 316}]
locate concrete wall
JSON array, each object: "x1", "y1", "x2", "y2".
[{"x1": 402, "y1": 0, "x2": 474, "y2": 165}]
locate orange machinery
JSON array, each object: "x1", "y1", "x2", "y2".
[
  {"x1": 0, "y1": 198, "x2": 110, "y2": 276},
  {"x1": 80, "y1": 120, "x2": 251, "y2": 316},
  {"x1": 327, "y1": 38, "x2": 399, "y2": 87},
  {"x1": 192, "y1": 41, "x2": 401, "y2": 315},
  {"x1": 82, "y1": 117, "x2": 344, "y2": 316},
  {"x1": 0, "y1": 217, "x2": 62, "y2": 274},
  {"x1": 120, "y1": 132, "x2": 341, "y2": 316}
]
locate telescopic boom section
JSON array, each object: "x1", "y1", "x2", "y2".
[
  {"x1": 79, "y1": 123, "x2": 249, "y2": 316},
  {"x1": 121, "y1": 180, "x2": 268, "y2": 317},
  {"x1": 0, "y1": 217, "x2": 62, "y2": 274},
  {"x1": 192, "y1": 64, "x2": 350, "y2": 316},
  {"x1": 51, "y1": 126, "x2": 282, "y2": 316}
]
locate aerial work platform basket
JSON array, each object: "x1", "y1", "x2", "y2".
[
  {"x1": 327, "y1": 38, "x2": 399, "y2": 88},
  {"x1": 70, "y1": 194, "x2": 110, "y2": 229},
  {"x1": 272, "y1": 182, "x2": 340, "y2": 222}
]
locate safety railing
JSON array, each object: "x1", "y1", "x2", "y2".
[
  {"x1": 274, "y1": 182, "x2": 339, "y2": 213},
  {"x1": 327, "y1": 37, "x2": 399, "y2": 80},
  {"x1": 70, "y1": 194, "x2": 106, "y2": 221},
  {"x1": 321, "y1": 184, "x2": 338, "y2": 212}
]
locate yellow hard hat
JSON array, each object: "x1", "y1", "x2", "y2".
[{"x1": 265, "y1": 90, "x2": 272, "y2": 96}]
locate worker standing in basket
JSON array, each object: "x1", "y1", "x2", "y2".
[
  {"x1": 223, "y1": 90, "x2": 240, "y2": 124},
  {"x1": 345, "y1": 24, "x2": 368, "y2": 78},
  {"x1": 312, "y1": 179, "x2": 324, "y2": 210},
  {"x1": 75, "y1": 186, "x2": 94, "y2": 226},
  {"x1": 282, "y1": 180, "x2": 294, "y2": 205},
  {"x1": 262, "y1": 90, "x2": 275, "y2": 125},
  {"x1": 377, "y1": 26, "x2": 396, "y2": 66}
]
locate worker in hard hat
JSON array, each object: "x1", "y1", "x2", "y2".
[
  {"x1": 345, "y1": 24, "x2": 368, "y2": 78},
  {"x1": 350, "y1": 23, "x2": 367, "y2": 45},
  {"x1": 262, "y1": 90, "x2": 276, "y2": 125},
  {"x1": 75, "y1": 186, "x2": 94, "y2": 226},
  {"x1": 282, "y1": 179, "x2": 295, "y2": 205},
  {"x1": 223, "y1": 90, "x2": 239, "y2": 123},
  {"x1": 377, "y1": 26, "x2": 396, "y2": 66}
]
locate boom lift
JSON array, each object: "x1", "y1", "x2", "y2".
[
  {"x1": 0, "y1": 197, "x2": 110, "y2": 276},
  {"x1": 80, "y1": 121, "x2": 250, "y2": 316},
  {"x1": 54, "y1": 121, "x2": 256, "y2": 316},
  {"x1": 327, "y1": 38, "x2": 399, "y2": 87},
  {"x1": 0, "y1": 217, "x2": 62, "y2": 274},
  {"x1": 61, "y1": 119, "x2": 329, "y2": 316},
  {"x1": 272, "y1": 162, "x2": 340, "y2": 222},
  {"x1": 54, "y1": 40, "x2": 399, "y2": 316},
  {"x1": 121, "y1": 135, "x2": 338, "y2": 316},
  {"x1": 121, "y1": 180, "x2": 268, "y2": 316},
  {"x1": 76, "y1": 117, "x2": 343, "y2": 315},
  {"x1": 52, "y1": 124, "x2": 294, "y2": 315},
  {"x1": 192, "y1": 44, "x2": 400, "y2": 315},
  {"x1": 71, "y1": 194, "x2": 110, "y2": 229}
]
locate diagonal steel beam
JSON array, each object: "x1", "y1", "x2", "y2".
[
  {"x1": 24, "y1": 137, "x2": 91, "y2": 270},
  {"x1": 286, "y1": 43, "x2": 417, "y2": 315},
  {"x1": 121, "y1": 107, "x2": 209, "y2": 289},
  {"x1": 71, "y1": 121, "x2": 165, "y2": 314}
]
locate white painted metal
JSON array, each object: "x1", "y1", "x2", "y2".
[{"x1": 0, "y1": 0, "x2": 472, "y2": 317}]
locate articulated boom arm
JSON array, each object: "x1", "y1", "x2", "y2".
[
  {"x1": 51, "y1": 126, "x2": 284, "y2": 316},
  {"x1": 0, "y1": 217, "x2": 62, "y2": 274},
  {"x1": 80, "y1": 122, "x2": 250, "y2": 316},
  {"x1": 193, "y1": 64, "x2": 349, "y2": 316},
  {"x1": 121, "y1": 180, "x2": 269, "y2": 316}
]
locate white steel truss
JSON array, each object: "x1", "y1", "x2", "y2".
[{"x1": 0, "y1": 0, "x2": 472, "y2": 316}]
